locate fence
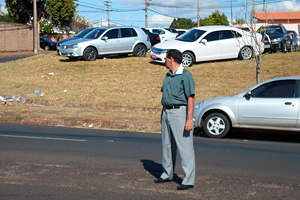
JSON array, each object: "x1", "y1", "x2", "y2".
[{"x1": 0, "y1": 22, "x2": 33, "y2": 52}]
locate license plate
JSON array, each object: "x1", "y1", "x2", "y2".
[
  {"x1": 265, "y1": 44, "x2": 270, "y2": 48},
  {"x1": 151, "y1": 54, "x2": 157, "y2": 59}
]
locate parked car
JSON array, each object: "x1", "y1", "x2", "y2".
[
  {"x1": 56, "y1": 27, "x2": 96, "y2": 51},
  {"x1": 165, "y1": 28, "x2": 179, "y2": 34},
  {"x1": 40, "y1": 36, "x2": 57, "y2": 51},
  {"x1": 257, "y1": 24, "x2": 292, "y2": 53},
  {"x1": 287, "y1": 30, "x2": 299, "y2": 51},
  {"x1": 59, "y1": 26, "x2": 151, "y2": 61},
  {"x1": 146, "y1": 28, "x2": 178, "y2": 42},
  {"x1": 150, "y1": 26, "x2": 264, "y2": 67},
  {"x1": 176, "y1": 29, "x2": 189, "y2": 36},
  {"x1": 141, "y1": 28, "x2": 160, "y2": 46},
  {"x1": 193, "y1": 76, "x2": 300, "y2": 138}
]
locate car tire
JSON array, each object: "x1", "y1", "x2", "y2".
[
  {"x1": 238, "y1": 46, "x2": 252, "y2": 60},
  {"x1": 45, "y1": 46, "x2": 50, "y2": 51},
  {"x1": 133, "y1": 44, "x2": 147, "y2": 57},
  {"x1": 182, "y1": 52, "x2": 194, "y2": 67},
  {"x1": 83, "y1": 47, "x2": 97, "y2": 61},
  {"x1": 203, "y1": 113, "x2": 230, "y2": 138},
  {"x1": 282, "y1": 42, "x2": 287, "y2": 53}
]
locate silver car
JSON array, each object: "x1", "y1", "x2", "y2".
[
  {"x1": 193, "y1": 76, "x2": 300, "y2": 138},
  {"x1": 59, "y1": 26, "x2": 151, "y2": 61}
]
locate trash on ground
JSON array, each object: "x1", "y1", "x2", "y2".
[
  {"x1": 0, "y1": 94, "x2": 27, "y2": 104},
  {"x1": 34, "y1": 90, "x2": 40, "y2": 94}
]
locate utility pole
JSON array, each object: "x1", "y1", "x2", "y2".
[
  {"x1": 197, "y1": 0, "x2": 200, "y2": 27},
  {"x1": 33, "y1": 0, "x2": 38, "y2": 54},
  {"x1": 226, "y1": 0, "x2": 237, "y2": 25},
  {"x1": 104, "y1": 1, "x2": 111, "y2": 26},
  {"x1": 145, "y1": 0, "x2": 151, "y2": 27},
  {"x1": 244, "y1": 0, "x2": 247, "y2": 23}
]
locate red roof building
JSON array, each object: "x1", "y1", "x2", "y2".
[{"x1": 253, "y1": 11, "x2": 300, "y2": 24}]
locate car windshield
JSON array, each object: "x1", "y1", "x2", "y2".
[
  {"x1": 75, "y1": 28, "x2": 94, "y2": 37},
  {"x1": 83, "y1": 29, "x2": 107, "y2": 39},
  {"x1": 42, "y1": 37, "x2": 52, "y2": 42},
  {"x1": 258, "y1": 26, "x2": 283, "y2": 35},
  {"x1": 176, "y1": 29, "x2": 206, "y2": 42}
]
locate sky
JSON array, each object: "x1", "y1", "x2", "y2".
[{"x1": 1, "y1": 0, "x2": 300, "y2": 27}]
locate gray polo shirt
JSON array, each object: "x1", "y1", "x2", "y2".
[{"x1": 161, "y1": 64, "x2": 195, "y2": 107}]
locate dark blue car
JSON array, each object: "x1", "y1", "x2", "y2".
[
  {"x1": 40, "y1": 36, "x2": 57, "y2": 51},
  {"x1": 258, "y1": 24, "x2": 292, "y2": 53}
]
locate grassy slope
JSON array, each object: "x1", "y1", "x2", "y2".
[{"x1": 0, "y1": 52, "x2": 299, "y2": 132}]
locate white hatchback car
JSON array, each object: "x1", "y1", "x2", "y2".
[
  {"x1": 150, "y1": 26, "x2": 264, "y2": 67},
  {"x1": 146, "y1": 28, "x2": 178, "y2": 42},
  {"x1": 59, "y1": 26, "x2": 151, "y2": 61}
]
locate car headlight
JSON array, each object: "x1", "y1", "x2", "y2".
[
  {"x1": 69, "y1": 44, "x2": 79, "y2": 49},
  {"x1": 271, "y1": 38, "x2": 282, "y2": 42}
]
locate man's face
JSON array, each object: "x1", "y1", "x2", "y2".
[{"x1": 165, "y1": 54, "x2": 171, "y2": 69}]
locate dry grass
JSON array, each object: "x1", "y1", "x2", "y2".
[{"x1": 0, "y1": 51, "x2": 299, "y2": 133}]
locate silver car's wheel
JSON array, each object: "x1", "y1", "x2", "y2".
[
  {"x1": 182, "y1": 52, "x2": 194, "y2": 67},
  {"x1": 203, "y1": 113, "x2": 230, "y2": 138},
  {"x1": 83, "y1": 47, "x2": 97, "y2": 61},
  {"x1": 133, "y1": 44, "x2": 146, "y2": 57},
  {"x1": 238, "y1": 46, "x2": 252, "y2": 60}
]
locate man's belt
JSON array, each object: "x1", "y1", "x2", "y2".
[{"x1": 164, "y1": 105, "x2": 186, "y2": 109}]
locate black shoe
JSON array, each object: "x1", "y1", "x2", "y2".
[
  {"x1": 154, "y1": 178, "x2": 171, "y2": 183},
  {"x1": 177, "y1": 184, "x2": 194, "y2": 190}
]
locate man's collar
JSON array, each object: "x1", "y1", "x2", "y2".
[
  {"x1": 168, "y1": 64, "x2": 184, "y2": 76},
  {"x1": 175, "y1": 64, "x2": 184, "y2": 75}
]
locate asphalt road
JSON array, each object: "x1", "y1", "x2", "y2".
[{"x1": 0, "y1": 124, "x2": 299, "y2": 199}]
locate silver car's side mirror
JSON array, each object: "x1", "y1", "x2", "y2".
[
  {"x1": 200, "y1": 39, "x2": 207, "y2": 44},
  {"x1": 102, "y1": 36, "x2": 108, "y2": 40},
  {"x1": 244, "y1": 91, "x2": 252, "y2": 99}
]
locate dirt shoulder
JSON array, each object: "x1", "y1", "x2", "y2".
[{"x1": 0, "y1": 98, "x2": 162, "y2": 133}]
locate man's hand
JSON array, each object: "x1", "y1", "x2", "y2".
[{"x1": 185, "y1": 118, "x2": 193, "y2": 131}]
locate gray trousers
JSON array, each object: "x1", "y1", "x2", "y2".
[{"x1": 160, "y1": 106, "x2": 195, "y2": 185}]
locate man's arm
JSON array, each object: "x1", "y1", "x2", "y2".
[{"x1": 185, "y1": 95, "x2": 195, "y2": 131}]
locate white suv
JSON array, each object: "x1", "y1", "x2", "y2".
[{"x1": 59, "y1": 26, "x2": 151, "y2": 61}]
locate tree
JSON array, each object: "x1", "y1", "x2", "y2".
[
  {"x1": 5, "y1": 0, "x2": 47, "y2": 24},
  {"x1": 5, "y1": 0, "x2": 77, "y2": 32},
  {"x1": 170, "y1": 18, "x2": 193, "y2": 29},
  {"x1": 234, "y1": 18, "x2": 245, "y2": 25},
  {"x1": 46, "y1": 0, "x2": 77, "y2": 32},
  {"x1": 200, "y1": 10, "x2": 229, "y2": 26},
  {"x1": 40, "y1": 19, "x2": 53, "y2": 34},
  {"x1": 0, "y1": 13, "x2": 16, "y2": 22}
]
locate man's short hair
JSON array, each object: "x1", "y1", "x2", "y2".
[{"x1": 166, "y1": 49, "x2": 182, "y2": 64}]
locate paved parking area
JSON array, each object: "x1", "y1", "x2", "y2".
[{"x1": 0, "y1": 50, "x2": 52, "y2": 63}]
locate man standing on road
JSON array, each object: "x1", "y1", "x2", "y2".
[{"x1": 155, "y1": 49, "x2": 196, "y2": 190}]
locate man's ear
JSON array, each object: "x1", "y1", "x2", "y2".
[{"x1": 170, "y1": 57, "x2": 175, "y2": 63}]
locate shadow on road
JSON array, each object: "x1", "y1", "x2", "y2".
[
  {"x1": 194, "y1": 128, "x2": 300, "y2": 143},
  {"x1": 140, "y1": 160, "x2": 182, "y2": 184}
]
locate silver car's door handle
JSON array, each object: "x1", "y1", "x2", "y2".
[{"x1": 285, "y1": 102, "x2": 292, "y2": 105}]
